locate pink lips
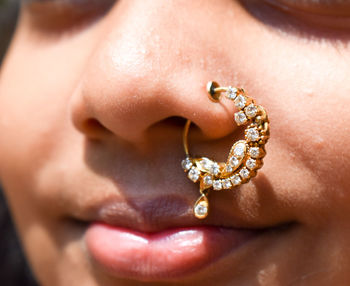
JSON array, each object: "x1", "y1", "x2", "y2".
[{"x1": 85, "y1": 223, "x2": 258, "y2": 281}]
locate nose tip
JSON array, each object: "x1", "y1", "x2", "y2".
[
  {"x1": 71, "y1": 75, "x2": 236, "y2": 143},
  {"x1": 69, "y1": 1, "x2": 238, "y2": 143}
]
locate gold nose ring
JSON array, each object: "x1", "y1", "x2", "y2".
[{"x1": 181, "y1": 82, "x2": 270, "y2": 219}]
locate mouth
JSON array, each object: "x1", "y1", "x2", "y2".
[
  {"x1": 82, "y1": 195, "x2": 295, "y2": 282},
  {"x1": 85, "y1": 223, "x2": 261, "y2": 281}
]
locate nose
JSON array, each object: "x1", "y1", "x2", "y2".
[{"x1": 70, "y1": 1, "x2": 238, "y2": 143}]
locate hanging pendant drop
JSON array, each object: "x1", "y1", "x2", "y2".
[{"x1": 193, "y1": 193, "x2": 209, "y2": 219}]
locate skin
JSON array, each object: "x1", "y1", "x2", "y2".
[{"x1": 1, "y1": 0, "x2": 350, "y2": 285}]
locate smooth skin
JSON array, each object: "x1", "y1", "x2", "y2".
[{"x1": 1, "y1": 0, "x2": 350, "y2": 285}]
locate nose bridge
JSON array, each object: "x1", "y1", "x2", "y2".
[
  {"x1": 100, "y1": 0, "x2": 211, "y2": 87},
  {"x1": 71, "y1": 0, "x2": 237, "y2": 142}
]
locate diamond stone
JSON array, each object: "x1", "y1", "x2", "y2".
[
  {"x1": 225, "y1": 165, "x2": 233, "y2": 173},
  {"x1": 249, "y1": 147, "x2": 260, "y2": 158},
  {"x1": 199, "y1": 158, "x2": 220, "y2": 176},
  {"x1": 231, "y1": 174, "x2": 242, "y2": 186},
  {"x1": 246, "y1": 128, "x2": 259, "y2": 142},
  {"x1": 226, "y1": 86, "x2": 238, "y2": 100},
  {"x1": 203, "y1": 175, "x2": 213, "y2": 186},
  {"x1": 188, "y1": 167, "x2": 200, "y2": 182},
  {"x1": 181, "y1": 158, "x2": 193, "y2": 171},
  {"x1": 234, "y1": 143, "x2": 246, "y2": 158},
  {"x1": 222, "y1": 179, "x2": 232, "y2": 189},
  {"x1": 234, "y1": 94, "x2": 247, "y2": 109},
  {"x1": 244, "y1": 104, "x2": 258, "y2": 118},
  {"x1": 246, "y1": 158, "x2": 257, "y2": 170},
  {"x1": 210, "y1": 162, "x2": 220, "y2": 176},
  {"x1": 229, "y1": 156, "x2": 239, "y2": 167},
  {"x1": 199, "y1": 158, "x2": 213, "y2": 170},
  {"x1": 235, "y1": 111, "x2": 247, "y2": 125},
  {"x1": 239, "y1": 167, "x2": 250, "y2": 179},
  {"x1": 194, "y1": 204, "x2": 208, "y2": 217},
  {"x1": 213, "y1": 180, "x2": 222, "y2": 190}
]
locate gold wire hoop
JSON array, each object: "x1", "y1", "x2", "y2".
[{"x1": 181, "y1": 82, "x2": 270, "y2": 219}]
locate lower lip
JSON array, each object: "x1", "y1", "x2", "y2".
[{"x1": 85, "y1": 223, "x2": 260, "y2": 281}]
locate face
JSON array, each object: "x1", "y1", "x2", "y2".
[{"x1": 1, "y1": 0, "x2": 350, "y2": 285}]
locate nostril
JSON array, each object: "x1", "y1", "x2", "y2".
[
  {"x1": 161, "y1": 116, "x2": 188, "y2": 128},
  {"x1": 152, "y1": 116, "x2": 202, "y2": 135},
  {"x1": 80, "y1": 118, "x2": 112, "y2": 139}
]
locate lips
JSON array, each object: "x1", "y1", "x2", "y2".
[
  {"x1": 80, "y1": 193, "x2": 291, "y2": 282},
  {"x1": 85, "y1": 223, "x2": 260, "y2": 281}
]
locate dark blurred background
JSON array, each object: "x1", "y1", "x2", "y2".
[
  {"x1": 0, "y1": 0, "x2": 18, "y2": 64},
  {"x1": 0, "y1": 0, "x2": 39, "y2": 284}
]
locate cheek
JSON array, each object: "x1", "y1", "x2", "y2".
[
  {"x1": 0, "y1": 27, "x2": 91, "y2": 224},
  {"x1": 252, "y1": 34, "x2": 350, "y2": 208},
  {"x1": 0, "y1": 20, "x2": 96, "y2": 176},
  {"x1": 222, "y1": 19, "x2": 350, "y2": 214}
]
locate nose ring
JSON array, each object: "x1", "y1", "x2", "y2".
[{"x1": 181, "y1": 82, "x2": 270, "y2": 219}]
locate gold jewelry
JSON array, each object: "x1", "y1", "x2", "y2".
[{"x1": 181, "y1": 82, "x2": 270, "y2": 219}]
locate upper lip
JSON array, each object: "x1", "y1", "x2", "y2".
[
  {"x1": 71, "y1": 192, "x2": 293, "y2": 233},
  {"x1": 67, "y1": 134, "x2": 295, "y2": 233},
  {"x1": 64, "y1": 123, "x2": 297, "y2": 233}
]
